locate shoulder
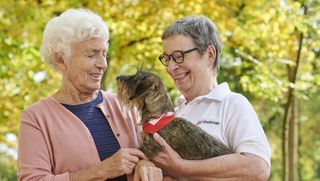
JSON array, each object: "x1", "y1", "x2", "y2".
[
  {"x1": 101, "y1": 90, "x2": 117, "y2": 98},
  {"x1": 20, "y1": 97, "x2": 58, "y2": 125},
  {"x1": 100, "y1": 90, "x2": 136, "y2": 113},
  {"x1": 226, "y1": 92, "x2": 249, "y2": 102},
  {"x1": 224, "y1": 92, "x2": 252, "y2": 107},
  {"x1": 219, "y1": 91, "x2": 258, "y2": 118},
  {"x1": 100, "y1": 90, "x2": 123, "y2": 105},
  {"x1": 99, "y1": 90, "x2": 139, "y2": 123},
  {"x1": 22, "y1": 97, "x2": 55, "y2": 114}
]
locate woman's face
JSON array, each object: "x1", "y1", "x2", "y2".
[
  {"x1": 62, "y1": 38, "x2": 108, "y2": 94},
  {"x1": 162, "y1": 35, "x2": 215, "y2": 101}
]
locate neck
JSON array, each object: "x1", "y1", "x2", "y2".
[
  {"x1": 141, "y1": 92, "x2": 175, "y2": 123},
  {"x1": 53, "y1": 84, "x2": 98, "y2": 105},
  {"x1": 185, "y1": 78, "x2": 218, "y2": 103}
]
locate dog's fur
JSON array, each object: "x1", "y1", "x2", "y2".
[{"x1": 116, "y1": 70, "x2": 233, "y2": 160}]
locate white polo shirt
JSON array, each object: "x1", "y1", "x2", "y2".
[{"x1": 176, "y1": 82, "x2": 271, "y2": 166}]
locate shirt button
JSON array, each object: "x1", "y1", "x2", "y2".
[{"x1": 116, "y1": 133, "x2": 120, "y2": 137}]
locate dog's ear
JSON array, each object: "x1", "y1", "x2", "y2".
[{"x1": 129, "y1": 80, "x2": 153, "y2": 100}]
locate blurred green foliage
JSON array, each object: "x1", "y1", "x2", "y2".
[{"x1": 0, "y1": 0, "x2": 319, "y2": 180}]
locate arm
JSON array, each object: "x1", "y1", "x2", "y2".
[
  {"x1": 18, "y1": 117, "x2": 70, "y2": 181},
  {"x1": 176, "y1": 153, "x2": 269, "y2": 181},
  {"x1": 18, "y1": 112, "x2": 145, "y2": 181},
  {"x1": 69, "y1": 148, "x2": 146, "y2": 181},
  {"x1": 152, "y1": 133, "x2": 270, "y2": 181}
]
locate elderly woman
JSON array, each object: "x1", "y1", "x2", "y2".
[
  {"x1": 17, "y1": 9, "x2": 162, "y2": 181},
  {"x1": 153, "y1": 15, "x2": 271, "y2": 180}
]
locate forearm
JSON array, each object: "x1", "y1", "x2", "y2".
[
  {"x1": 69, "y1": 162, "x2": 107, "y2": 181},
  {"x1": 175, "y1": 153, "x2": 269, "y2": 181}
]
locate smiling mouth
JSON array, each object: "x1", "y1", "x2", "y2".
[
  {"x1": 89, "y1": 73, "x2": 102, "y2": 80},
  {"x1": 173, "y1": 72, "x2": 188, "y2": 81}
]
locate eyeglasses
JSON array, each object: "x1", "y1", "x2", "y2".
[{"x1": 158, "y1": 48, "x2": 198, "y2": 66}]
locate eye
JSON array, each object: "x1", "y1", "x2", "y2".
[
  {"x1": 102, "y1": 51, "x2": 106, "y2": 57},
  {"x1": 172, "y1": 51, "x2": 183, "y2": 59},
  {"x1": 87, "y1": 53, "x2": 95, "y2": 58}
]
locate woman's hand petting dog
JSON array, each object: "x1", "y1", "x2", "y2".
[{"x1": 152, "y1": 133, "x2": 184, "y2": 178}]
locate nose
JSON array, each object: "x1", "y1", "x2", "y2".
[
  {"x1": 166, "y1": 58, "x2": 178, "y2": 74},
  {"x1": 96, "y1": 53, "x2": 107, "y2": 70}
]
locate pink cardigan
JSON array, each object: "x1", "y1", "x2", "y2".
[{"x1": 18, "y1": 91, "x2": 140, "y2": 181}]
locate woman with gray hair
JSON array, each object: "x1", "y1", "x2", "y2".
[
  {"x1": 154, "y1": 15, "x2": 271, "y2": 180},
  {"x1": 17, "y1": 9, "x2": 162, "y2": 181}
]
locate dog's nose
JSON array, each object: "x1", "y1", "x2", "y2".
[
  {"x1": 116, "y1": 76, "x2": 124, "y2": 81},
  {"x1": 116, "y1": 75, "x2": 129, "y2": 82}
]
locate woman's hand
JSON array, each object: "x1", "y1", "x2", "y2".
[
  {"x1": 102, "y1": 148, "x2": 147, "y2": 179},
  {"x1": 152, "y1": 133, "x2": 184, "y2": 177},
  {"x1": 133, "y1": 159, "x2": 163, "y2": 181}
]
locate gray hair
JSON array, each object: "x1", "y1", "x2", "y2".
[
  {"x1": 161, "y1": 15, "x2": 221, "y2": 72},
  {"x1": 40, "y1": 9, "x2": 109, "y2": 71}
]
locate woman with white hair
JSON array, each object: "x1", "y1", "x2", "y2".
[{"x1": 17, "y1": 9, "x2": 162, "y2": 181}]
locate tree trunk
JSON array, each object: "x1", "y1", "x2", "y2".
[
  {"x1": 282, "y1": 21, "x2": 304, "y2": 181},
  {"x1": 282, "y1": 3, "x2": 307, "y2": 179},
  {"x1": 288, "y1": 98, "x2": 298, "y2": 181}
]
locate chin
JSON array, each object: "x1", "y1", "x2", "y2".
[
  {"x1": 177, "y1": 87, "x2": 188, "y2": 95},
  {"x1": 86, "y1": 86, "x2": 100, "y2": 93}
]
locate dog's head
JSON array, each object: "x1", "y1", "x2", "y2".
[{"x1": 116, "y1": 70, "x2": 165, "y2": 109}]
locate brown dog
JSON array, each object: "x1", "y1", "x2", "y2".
[{"x1": 116, "y1": 70, "x2": 233, "y2": 160}]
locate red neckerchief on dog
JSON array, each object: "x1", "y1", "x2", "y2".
[{"x1": 143, "y1": 112, "x2": 175, "y2": 134}]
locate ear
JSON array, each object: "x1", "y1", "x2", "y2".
[
  {"x1": 54, "y1": 53, "x2": 67, "y2": 71},
  {"x1": 129, "y1": 81, "x2": 153, "y2": 100},
  {"x1": 207, "y1": 45, "x2": 216, "y2": 66}
]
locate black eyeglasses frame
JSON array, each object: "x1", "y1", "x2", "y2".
[{"x1": 158, "y1": 47, "x2": 198, "y2": 66}]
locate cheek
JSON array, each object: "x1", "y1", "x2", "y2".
[{"x1": 165, "y1": 67, "x2": 170, "y2": 74}]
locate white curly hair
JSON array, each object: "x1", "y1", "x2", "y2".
[{"x1": 40, "y1": 9, "x2": 109, "y2": 71}]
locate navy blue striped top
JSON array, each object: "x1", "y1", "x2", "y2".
[{"x1": 63, "y1": 91, "x2": 127, "y2": 181}]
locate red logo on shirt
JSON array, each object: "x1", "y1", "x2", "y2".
[{"x1": 196, "y1": 120, "x2": 220, "y2": 125}]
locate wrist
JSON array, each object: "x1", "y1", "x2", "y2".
[
  {"x1": 175, "y1": 159, "x2": 193, "y2": 177},
  {"x1": 136, "y1": 159, "x2": 155, "y2": 169},
  {"x1": 98, "y1": 160, "x2": 110, "y2": 180}
]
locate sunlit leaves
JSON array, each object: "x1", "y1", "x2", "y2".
[{"x1": 0, "y1": 0, "x2": 320, "y2": 180}]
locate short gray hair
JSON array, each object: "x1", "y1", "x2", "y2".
[
  {"x1": 40, "y1": 9, "x2": 109, "y2": 71},
  {"x1": 161, "y1": 15, "x2": 221, "y2": 72}
]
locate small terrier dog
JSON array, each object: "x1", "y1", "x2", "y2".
[{"x1": 116, "y1": 70, "x2": 233, "y2": 160}]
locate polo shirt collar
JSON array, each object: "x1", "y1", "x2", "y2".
[
  {"x1": 177, "y1": 82, "x2": 231, "y2": 106},
  {"x1": 205, "y1": 82, "x2": 231, "y2": 101}
]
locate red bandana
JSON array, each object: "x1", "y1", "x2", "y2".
[{"x1": 142, "y1": 112, "x2": 175, "y2": 134}]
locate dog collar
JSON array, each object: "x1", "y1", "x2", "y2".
[{"x1": 143, "y1": 112, "x2": 175, "y2": 134}]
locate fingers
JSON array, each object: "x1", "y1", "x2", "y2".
[
  {"x1": 142, "y1": 167, "x2": 148, "y2": 180},
  {"x1": 153, "y1": 133, "x2": 171, "y2": 153},
  {"x1": 134, "y1": 160, "x2": 163, "y2": 181},
  {"x1": 140, "y1": 166, "x2": 163, "y2": 181},
  {"x1": 152, "y1": 153, "x2": 166, "y2": 166},
  {"x1": 105, "y1": 148, "x2": 147, "y2": 177},
  {"x1": 163, "y1": 176, "x2": 177, "y2": 181},
  {"x1": 153, "y1": 133, "x2": 167, "y2": 147},
  {"x1": 123, "y1": 148, "x2": 147, "y2": 165},
  {"x1": 128, "y1": 148, "x2": 147, "y2": 160}
]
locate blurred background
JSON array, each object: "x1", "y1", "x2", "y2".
[{"x1": 0, "y1": 0, "x2": 319, "y2": 180}]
